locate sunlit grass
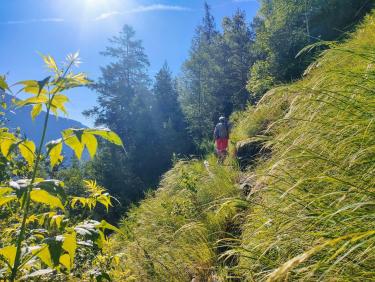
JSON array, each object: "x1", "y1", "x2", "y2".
[{"x1": 104, "y1": 11, "x2": 375, "y2": 282}]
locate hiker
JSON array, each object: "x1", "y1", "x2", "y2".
[{"x1": 214, "y1": 116, "x2": 230, "y2": 163}]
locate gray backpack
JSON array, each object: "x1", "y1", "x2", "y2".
[{"x1": 214, "y1": 122, "x2": 229, "y2": 139}]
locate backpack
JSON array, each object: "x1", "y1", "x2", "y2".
[{"x1": 215, "y1": 122, "x2": 229, "y2": 139}]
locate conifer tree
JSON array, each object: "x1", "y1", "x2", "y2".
[
  {"x1": 221, "y1": 9, "x2": 255, "y2": 109},
  {"x1": 153, "y1": 63, "x2": 193, "y2": 163},
  {"x1": 84, "y1": 25, "x2": 159, "y2": 216},
  {"x1": 179, "y1": 2, "x2": 222, "y2": 144}
]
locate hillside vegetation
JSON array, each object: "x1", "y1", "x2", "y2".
[{"x1": 103, "y1": 11, "x2": 375, "y2": 281}]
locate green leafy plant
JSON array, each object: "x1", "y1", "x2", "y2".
[{"x1": 0, "y1": 53, "x2": 123, "y2": 281}]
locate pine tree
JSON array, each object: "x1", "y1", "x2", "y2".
[
  {"x1": 221, "y1": 9, "x2": 255, "y2": 109},
  {"x1": 153, "y1": 63, "x2": 193, "y2": 161},
  {"x1": 83, "y1": 25, "x2": 159, "y2": 216},
  {"x1": 179, "y1": 2, "x2": 222, "y2": 145}
]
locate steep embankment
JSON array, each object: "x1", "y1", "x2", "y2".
[{"x1": 102, "y1": 12, "x2": 375, "y2": 282}]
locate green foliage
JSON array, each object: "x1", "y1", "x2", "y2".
[
  {"x1": 0, "y1": 54, "x2": 123, "y2": 281},
  {"x1": 152, "y1": 63, "x2": 194, "y2": 167},
  {"x1": 84, "y1": 24, "x2": 195, "y2": 222},
  {"x1": 179, "y1": 4, "x2": 256, "y2": 144},
  {"x1": 246, "y1": 60, "x2": 275, "y2": 102},
  {"x1": 101, "y1": 9, "x2": 375, "y2": 282},
  {"x1": 247, "y1": 0, "x2": 374, "y2": 101}
]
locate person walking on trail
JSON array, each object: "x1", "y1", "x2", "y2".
[{"x1": 214, "y1": 116, "x2": 230, "y2": 163}]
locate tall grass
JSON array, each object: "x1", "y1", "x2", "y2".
[
  {"x1": 107, "y1": 157, "x2": 243, "y2": 281},
  {"x1": 233, "y1": 12, "x2": 375, "y2": 281},
  {"x1": 105, "y1": 12, "x2": 375, "y2": 282}
]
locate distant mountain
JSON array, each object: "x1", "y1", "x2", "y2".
[{"x1": 2, "y1": 93, "x2": 86, "y2": 156}]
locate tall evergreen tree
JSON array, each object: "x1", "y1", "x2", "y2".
[
  {"x1": 153, "y1": 63, "x2": 194, "y2": 163},
  {"x1": 84, "y1": 25, "x2": 160, "y2": 217},
  {"x1": 221, "y1": 9, "x2": 255, "y2": 109},
  {"x1": 179, "y1": 2, "x2": 222, "y2": 145}
]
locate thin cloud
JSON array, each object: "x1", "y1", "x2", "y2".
[
  {"x1": 131, "y1": 4, "x2": 192, "y2": 13},
  {"x1": 95, "y1": 4, "x2": 192, "y2": 21},
  {"x1": 94, "y1": 11, "x2": 121, "y2": 21},
  {"x1": 0, "y1": 18, "x2": 64, "y2": 25}
]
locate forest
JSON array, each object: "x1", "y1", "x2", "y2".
[{"x1": 0, "y1": 0, "x2": 374, "y2": 281}]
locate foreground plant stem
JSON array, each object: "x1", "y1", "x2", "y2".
[
  {"x1": 10, "y1": 101, "x2": 52, "y2": 281},
  {"x1": 10, "y1": 63, "x2": 73, "y2": 281}
]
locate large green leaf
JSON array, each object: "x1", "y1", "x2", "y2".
[
  {"x1": 62, "y1": 128, "x2": 123, "y2": 160},
  {"x1": 62, "y1": 129, "x2": 84, "y2": 159},
  {"x1": 46, "y1": 139, "x2": 63, "y2": 168},
  {"x1": 51, "y1": 94, "x2": 69, "y2": 109},
  {"x1": 82, "y1": 133, "x2": 98, "y2": 159},
  {"x1": 59, "y1": 254, "x2": 71, "y2": 271},
  {"x1": 0, "y1": 195, "x2": 17, "y2": 207},
  {"x1": 18, "y1": 140, "x2": 36, "y2": 166},
  {"x1": 0, "y1": 245, "x2": 17, "y2": 268},
  {"x1": 31, "y1": 104, "x2": 43, "y2": 120},
  {"x1": 88, "y1": 128, "x2": 124, "y2": 147},
  {"x1": 62, "y1": 232, "x2": 76, "y2": 270},
  {"x1": 0, "y1": 131, "x2": 17, "y2": 158},
  {"x1": 16, "y1": 95, "x2": 48, "y2": 107},
  {"x1": 16, "y1": 80, "x2": 48, "y2": 95},
  {"x1": 32, "y1": 245, "x2": 53, "y2": 268},
  {"x1": 34, "y1": 179, "x2": 66, "y2": 200},
  {"x1": 97, "y1": 220, "x2": 122, "y2": 234},
  {"x1": 30, "y1": 189, "x2": 64, "y2": 210},
  {"x1": 0, "y1": 187, "x2": 13, "y2": 196}
]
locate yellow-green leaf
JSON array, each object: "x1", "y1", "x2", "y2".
[
  {"x1": 33, "y1": 245, "x2": 53, "y2": 268},
  {"x1": 98, "y1": 220, "x2": 122, "y2": 234},
  {"x1": 51, "y1": 215, "x2": 64, "y2": 228},
  {"x1": 59, "y1": 254, "x2": 71, "y2": 271},
  {"x1": 31, "y1": 104, "x2": 43, "y2": 120},
  {"x1": 0, "y1": 187, "x2": 13, "y2": 196},
  {"x1": 0, "y1": 195, "x2": 17, "y2": 207},
  {"x1": 30, "y1": 189, "x2": 64, "y2": 210},
  {"x1": 0, "y1": 131, "x2": 17, "y2": 158},
  {"x1": 71, "y1": 197, "x2": 87, "y2": 209},
  {"x1": 48, "y1": 141, "x2": 63, "y2": 168},
  {"x1": 51, "y1": 94, "x2": 69, "y2": 116},
  {"x1": 16, "y1": 95, "x2": 48, "y2": 107},
  {"x1": 42, "y1": 54, "x2": 59, "y2": 73},
  {"x1": 62, "y1": 232, "x2": 76, "y2": 268},
  {"x1": 89, "y1": 129, "x2": 123, "y2": 147},
  {"x1": 0, "y1": 76, "x2": 9, "y2": 91},
  {"x1": 19, "y1": 140, "x2": 36, "y2": 166},
  {"x1": 0, "y1": 245, "x2": 17, "y2": 268},
  {"x1": 82, "y1": 133, "x2": 98, "y2": 159},
  {"x1": 16, "y1": 80, "x2": 47, "y2": 95},
  {"x1": 97, "y1": 194, "x2": 112, "y2": 212},
  {"x1": 62, "y1": 130, "x2": 84, "y2": 159}
]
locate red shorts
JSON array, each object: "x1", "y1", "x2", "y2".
[{"x1": 216, "y1": 138, "x2": 228, "y2": 152}]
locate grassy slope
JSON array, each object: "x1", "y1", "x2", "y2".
[{"x1": 103, "y1": 12, "x2": 375, "y2": 282}]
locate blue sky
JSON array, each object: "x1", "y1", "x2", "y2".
[{"x1": 0, "y1": 0, "x2": 259, "y2": 126}]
